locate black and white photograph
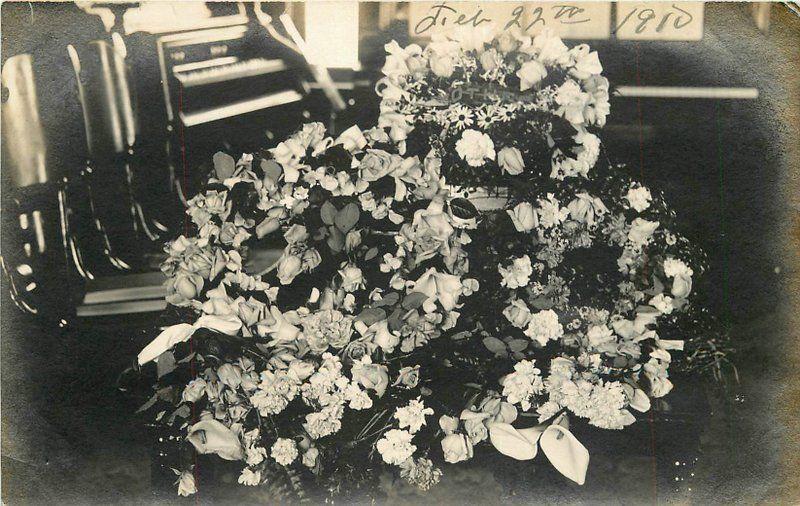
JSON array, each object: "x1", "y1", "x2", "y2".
[{"x1": 1, "y1": 1, "x2": 799, "y2": 503}]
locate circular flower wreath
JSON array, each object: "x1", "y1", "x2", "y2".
[
  {"x1": 138, "y1": 122, "x2": 488, "y2": 497},
  {"x1": 377, "y1": 27, "x2": 609, "y2": 198}
]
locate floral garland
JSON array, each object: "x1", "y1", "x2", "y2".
[
  {"x1": 377, "y1": 27, "x2": 609, "y2": 198},
  {"x1": 138, "y1": 123, "x2": 481, "y2": 497}
]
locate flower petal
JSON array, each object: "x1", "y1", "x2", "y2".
[
  {"x1": 488, "y1": 423, "x2": 537, "y2": 460},
  {"x1": 540, "y1": 425, "x2": 589, "y2": 485}
]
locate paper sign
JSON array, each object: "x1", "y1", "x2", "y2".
[
  {"x1": 408, "y1": 2, "x2": 612, "y2": 40},
  {"x1": 614, "y1": 2, "x2": 704, "y2": 40}
]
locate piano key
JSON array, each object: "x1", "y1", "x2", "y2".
[{"x1": 175, "y1": 57, "x2": 288, "y2": 88}]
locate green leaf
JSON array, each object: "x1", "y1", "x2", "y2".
[
  {"x1": 320, "y1": 201, "x2": 337, "y2": 225},
  {"x1": 449, "y1": 197, "x2": 479, "y2": 220},
  {"x1": 136, "y1": 393, "x2": 159, "y2": 413},
  {"x1": 334, "y1": 202, "x2": 360, "y2": 232},
  {"x1": 530, "y1": 297, "x2": 554, "y2": 310},
  {"x1": 356, "y1": 308, "x2": 387, "y2": 326},
  {"x1": 213, "y1": 152, "x2": 236, "y2": 180},
  {"x1": 483, "y1": 336, "x2": 507, "y2": 355},
  {"x1": 373, "y1": 292, "x2": 400, "y2": 308},
  {"x1": 507, "y1": 339, "x2": 529, "y2": 353},
  {"x1": 260, "y1": 159, "x2": 282, "y2": 183},
  {"x1": 402, "y1": 292, "x2": 429, "y2": 310},
  {"x1": 156, "y1": 351, "x2": 176, "y2": 379},
  {"x1": 388, "y1": 308, "x2": 403, "y2": 332},
  {"x1": 364, "y1": 247, "x2": 379, "y2": 261},
  {"x1": 167, "y1": 404, "x2": 191, "y2": 424},
  {"x1": 450, "y1": 330, "x2": 472, "y2": 341},
  {"x1": 327, "y1": 226, "x2": 344, "y2": 252}
]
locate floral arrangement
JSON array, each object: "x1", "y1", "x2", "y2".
[
  {"x1": 133, "y1": 28, "x2": 730, "y2": 501},
  {"x1": 136, "y1": 122, "x2": 488, "y2": 498},
  {"x1": 377, "y1": 27, "x2": 608, "y2": 199}
]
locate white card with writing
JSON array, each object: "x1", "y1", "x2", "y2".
[
  {"x1": 614, "y1": 2, "x2": 704, "y2": 40},
  {"x1": 408, "y1": 2, "x2": 612, "y2": 40}
]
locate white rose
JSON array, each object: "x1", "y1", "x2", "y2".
[
  {"x1": 182, "y1": 378, "x2": 207, "y2": 403},
  {"x1": 517, "y1": 60, "x2": 548, "y2": 91},
  {"x1": 507, "y1": 202, "x2": 538, "y2": 232},
  {"x1": 394, "y1": 365, "x2": 421, "y2": 388},
  {"x1": 503, "y1": 299, "x2": 532, "y2": 328},
  {"x1": 382, "y1": 41, "x2": 424, "y2": 79},
  {"x1": 479, "y1": 48, "x2": 501, "y2": 72},
  {"x1": 351, "y1": 359, "x2": 390, "y2": 397},
  {"x1": 366, "y1": 319, "x2": 400, "y2": 353},
  {"x1": 411, "y1": 268, "x2": 464, "y2": 312},
  {"x1": 439, "y1": 415, "x2": 459, "y2": 434},
  {"x1": 276, "y1": 254, "x2": 303, "y2": 285},
  {"x1": 567, "y1": 192, "x2": 607, "y2": 226},
  {"x1": 335, "y1": 125, "x2": 368, "y2": 153},
  {"x1": 378, "y1": 111, "x2": 414, "y2": 145},
  {"x1": 530, "y1": 30, "x2": 570, "y2": 66},
  {"x1": 217, "y1": 363, "x2": 243, "y2": 389},
  {"x1": 455, "y1": 129, "x2": 495, "y2": 167},
  {"x1": 339, "y1": 263, "x2": 365, "y2": 292},
  {"x1": 498, "y1": 255, "x2": 533, "y2": 289},
  {"x1": 288, "y1": 360, "x2": 315, "y2": 381},
  {"x1": 429, "y1": 54, "x2": 456, "y2": 78},
  {"x1": 441, "y1": 433, "x2": 473, "y2": 463},
  {"x1": 497, "y1": 146, "x2": 525, "y2": 175},
  {"x1": 569, "y1": 44, "x2": 603, "y2": 80},
  {"x1": 284, "y1": 224, "x2": 308, "y2": 244},
  {"x1": 671, "y1": 274, "x2": 693, "y2": 299}
]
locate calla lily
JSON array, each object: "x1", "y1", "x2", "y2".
[
  {"x1": 488, "y1": 421, "x2": 590, "y2": 485},
  {"x1": 539, "y1": 424, "x2": 590, "y2": 485},
  {"x1": 187, "y1": 419, "x2": 244, "y2": 461},
  {"x1": 629, "y1": 388, "x2": 651, "y2": 413}
]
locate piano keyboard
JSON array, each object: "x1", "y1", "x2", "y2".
[
  {"x1": 175, "y1": 57, "x2": 288, "y2": 88},
  {"x1": 179, "y1": 89, "x2": 303, "y2": 127}
]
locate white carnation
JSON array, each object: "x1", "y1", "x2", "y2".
[
  {"x1": 663, "y1": 258, "x2": 693, "y2": 278},
  {"x1": 376, "y1": 429, "x2": 416, "y2": 465},
  {"x1": 271, "y1": 438, "x2": 299, "y2": 466},
  {"x1": 394, "y1": 398, "x2": 434, "y2": 434},
  {"x1": 455, "y1": 129, "x2": 495, "y2": 167},
  {"x1": 501, "y1": 360, "x2": 544, "y2": 411},
  {"x1": 625, "y1": 185, "x2": 652, "y2": 213},
  {"x1": 524, "y1": 309, "x2": 564, "y2": 346}
]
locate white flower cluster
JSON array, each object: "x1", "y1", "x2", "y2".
[
  {"x1": 501, "y1": 360, "x2": 545, "y2": 411},
  {"x1": 378, "y1": 30, "x2": 609, "y2": 181}
]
